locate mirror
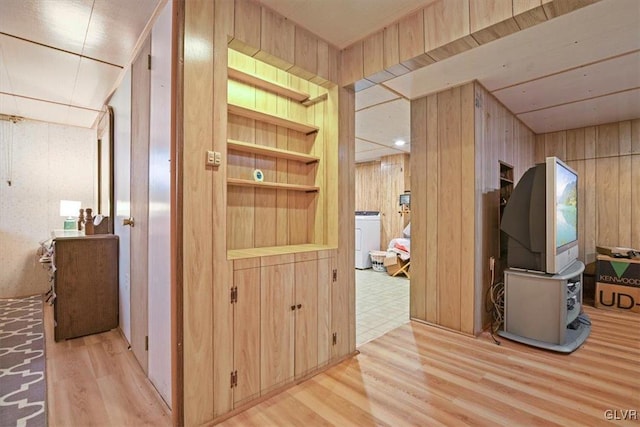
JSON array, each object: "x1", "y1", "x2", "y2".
[{"x1": 97, "y1": 106, "x2": 115, "y2": 233}]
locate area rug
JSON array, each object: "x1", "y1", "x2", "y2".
[{"x1": 0, "y1": 295, "x2": 46, "y2": 427}]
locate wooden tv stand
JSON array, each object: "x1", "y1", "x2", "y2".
[{"x1": 499, "y1": 260, "x2": 590, "y2": 353}]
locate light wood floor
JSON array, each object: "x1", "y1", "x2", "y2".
[
  {"x1": 221, "y1": 306, "x2": 640, "y2": 426},
  {"x1": 44, "y1": 304, "x2": 639, "y2": 426},
  {"x1": 44, "y1": 304, "x2": 171, "y2": 427}
]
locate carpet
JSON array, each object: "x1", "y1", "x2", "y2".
[{"x1": 0, "y1": 295, "x2": 46, "y2": 427}]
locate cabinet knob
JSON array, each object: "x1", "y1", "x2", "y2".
[
  {"x1": 297, "y1": 304, "x2": 302, "y2": 309},
  {"x1": 123, "y1": 217, "x2": 135, "y2": 227},
  {"x1": 290, "y1": 305, "x2": 296, "y2": 311}
]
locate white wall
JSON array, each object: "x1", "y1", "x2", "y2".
[
  {"x1": 148, "y1": 0, "x2": 173, "y2": 406},
  {"x1": 0, "y1": 120, "x2": 96, "y2": 297},
  {"x1": 111, "y1": 68, "x2": 132, "y2": 342}
]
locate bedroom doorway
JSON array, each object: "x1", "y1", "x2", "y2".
[{"x1": 354, "y1": 83, "x2": 411, "y2": 346}]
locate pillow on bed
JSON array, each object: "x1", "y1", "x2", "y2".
[{"x1": 403, "y1": 223, "x2": 411, "y2": 238}]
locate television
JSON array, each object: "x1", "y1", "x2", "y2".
[{"x1": 500, "y1": 157, "x2": 578, "y2": 274}]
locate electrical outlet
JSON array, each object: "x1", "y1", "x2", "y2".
[{"x1": 489, "y1": 256, "x2": 495, "y2": 273}]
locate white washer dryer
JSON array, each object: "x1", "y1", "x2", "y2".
[{"x1": 355, "y1": 211, "x2": 381, "y2": 269}]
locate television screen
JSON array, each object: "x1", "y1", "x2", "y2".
[
  {"x1": 555, "y1": 162, "x2": 577, "y2": 249},
  {"x1": 501, "y1": 157, "x2": 579, "y2": 274}
]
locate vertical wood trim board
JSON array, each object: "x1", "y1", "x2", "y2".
[
  {"x1": 424, "y1": 94, "x2": 439, "y2": 324},
  {"x1": 213, "y1": 0, "x2": 235, "y2": 417},
  {"x1": 436, "y1": 87, "x2": 463, "y2": 331},
  {"x1": 380, "y1": 154, "x2": 411, "y2": 250},
  {"x1": 172, "y1": 0, "x2": 184, "y2": 421},
  {"x1": 182, "y1": 0, "x2": 214, "y2": 424},
  {"x1": 410, "y1": 98, "x2": 427, "y2": 320},
  {"x1": 355, "y1": 161, "x2": 381, "y2": 211},
  {"x1": 459, "y1": 83, "x2": 475, "y2": 335},
  {"x1": 537, "y1": 119, "x2": 640, "y2": 264},
  {"x1": 336, "y1": 86, "x2": 356, "y2": 355}
]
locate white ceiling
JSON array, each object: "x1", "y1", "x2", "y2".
[
  {"x1": 0, "y1": 0, "x2": 162, "y2": 128},
  {"x1": 355, "y1": 87, "x2": 410, "y2": 162}
]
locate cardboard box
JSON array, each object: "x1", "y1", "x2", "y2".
[
  {"x1": 596, "y1": 245, "x2": 639, "y2": 258},
  {"x1": 595, "y1": 255, "x2": 640, "y2": 313},
  {"x1": 595, "y1": 283, "x2": 640, "y2": 313},
  {"x1": 596, "y1": 255, "x2": 640, "y2": 287}
]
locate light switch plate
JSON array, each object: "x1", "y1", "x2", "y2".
[{"x1": 206, "y1": 150, "x2": 222, "y2": 166}]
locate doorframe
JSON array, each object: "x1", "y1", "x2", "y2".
[{"x1": 171, "y1": 0, "x2": 184, "y2": 423}]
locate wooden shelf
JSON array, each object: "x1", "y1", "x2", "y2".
[
  {"x1": 228, "y1": 103, "x2": 319, "y2": 135},
  {"x1": 228, "y1": 178, "x2": 319, "y2": 192},
  {"x1": 228, "y1": 243, "x2": 335, "y2": 260},
  {"x1": 228, "y1": 139, "x2": 319, "y2": 164},
  {"x1": 500, "y1": 177, "x2": 514, "y2": 185},
  {"x1": 228, "y1": 66, "x2": 310, "y2": 102}
]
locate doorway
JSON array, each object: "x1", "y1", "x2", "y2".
[{"x1": 353, "y1": 83, "x2": 411, "y2": 346}]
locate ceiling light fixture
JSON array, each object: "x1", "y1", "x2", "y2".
[{"x1": 394, "y1": 139, "x2": 406, "y2": 147}]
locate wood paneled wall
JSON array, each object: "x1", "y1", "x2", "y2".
[
  {"x1": 182, "y1": 0, "x2": 351, "y2": 425},
  {"x1": 474, "y1": 83, "x2": 536, "y2": 330},
  {"x1": 410, "y1": 83, "x2": 476, "y2": 334},
  {"x1": 410, "y1": 81, "x2": 536, "y2": 335},
  {"x1": 336, "y1": 86, "x2": 356, "y2": 363},
  {"x1": 355, "y1": 154, "x2": 410, "y2": 250},
  {"x1": 183, "y1": 1, "x2": 215, "y2": 424},
  {"x1": 535, "y1": 119, "x2": 640, "y2": 264},
  {"x1": 229, "y1": 0, "x2": 339, "y2": 87},
  {"x1": 340, "y1": 0, "x2": 600, "y2": 87}
]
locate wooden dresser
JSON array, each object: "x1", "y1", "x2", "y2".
[{"x1": 52, "y1": 232, "x2": 119, "y2": 341}]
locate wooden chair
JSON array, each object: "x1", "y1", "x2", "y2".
[{"x1": 390, "y1": 260, "x2": 410, "y2": 279}]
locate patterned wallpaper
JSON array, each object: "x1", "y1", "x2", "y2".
[{"x1": 0, "y1": 120, "x2": 96, "y2": 298}]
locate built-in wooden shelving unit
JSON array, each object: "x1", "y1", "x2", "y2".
[
  {"x1": 227, "y1": 139, "x2": 319, "y2": 164},
  {"x1": 499, "y1": 161, "x2": 514, "y2": 260},
  {"x1": 227, "y1": 243, "x2": 335, "y2": 260},
  {"x1": 228, "y1": 103, "x2": 319, "y2": 135},
  {"x1": 226, "y1": 48, "x2": 335, "y2": 256},
  {"x1": 228, "y1": 66, "x2": 310, "y2": 102},
  {"x1": 227, "y1": 178, "x2": 319, "y2": 192}
]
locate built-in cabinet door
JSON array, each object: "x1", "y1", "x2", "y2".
[
  {"x1": 234, "y1": 267, "x2": 261, "y2": 406},
  {"x1": 332, "y1": 250, "x2": 349, "y2": 359},
  {"x1": 317, "y1": 253, "x2": 333, "y2": 367},
  {"x1": 294, "y1": 259, "x2": 318, "y2": 377},
  {"x1": 261, "y1": 262, "x2": 295, "y2": 392}
]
